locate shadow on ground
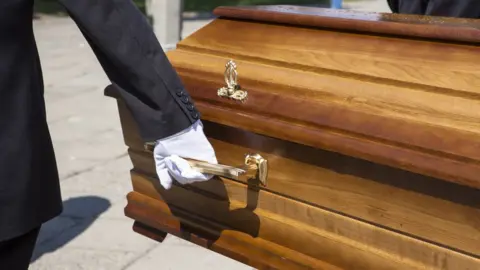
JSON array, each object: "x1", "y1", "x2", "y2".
[{"x1": 31, "y1": 196, "x2": 111, "y2": 263}]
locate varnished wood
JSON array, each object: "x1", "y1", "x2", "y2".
[
  {"x1": 178, "y1": 73, "x2": 480, "y2": 189},
  {"x1": 127, "y1": 172, "x2": 479, "y2": 269},
  {"x1": 126, "y1": 191, "x2": 342, "y2": 270},
  {"x1": 214, "y1": 5, "x2": 480, "y2": 43},
  {"x1": 132, "y1": 221, "x2": 168, "y2": 243},
  {"x1": 168, "y1": 16, "x2": 480, "y2": 189},
  {"x1": 106, "y1": 6, "x2": 480, "y2": 270},
  {"x1": 126, "y1": 122, "x2": 480, "y2": 257}
]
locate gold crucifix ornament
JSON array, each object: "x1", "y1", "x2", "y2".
[{"x1": 217, "y1": 60, "x2": 248, "y2": 101}]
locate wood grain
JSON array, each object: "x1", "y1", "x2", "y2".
[
  {"x1": 178, "y1": 19, "x2": 480, "y2": 95},
  {"x1": 127, "y1": 171, "x2": 479, "y2": 269},
  {"x1": 132, "y1": 221, "x2": 168, "y2": 243},
  {"x1": 166, "y1": 12, "x2": 480, "y2": 189},
  {"x1": 169, "y1": 63, "x2": 480, "y2": 189},
  {"x1": 214, "y1": 6, "x2": 480, "y2": 43},
  {"x1": 126, "y1": 123, "x2": 480, "y2": 257},
  {"x1": 110, "y1": 83, "x2": 480, "y2": 267},
  {"x1": 170, "y1": 51, "x2": 480, "y2": 134},
  {"x1": 126, "y1": 191, "x2": 342, "y2": 270},
  {"x1": 105, "y1": 6, "x2": 480, "y2": 269},
  {"x1": 111, "y1": 92, "x2": 480, "y2": 256}
]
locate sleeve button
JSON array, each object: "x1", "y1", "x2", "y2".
[
  {"x1": 181, "y1": 96, "x2": 189, "y2": 104},
  {"x1": 191, "y1": 111, "x2": 199, "y2": 119}
]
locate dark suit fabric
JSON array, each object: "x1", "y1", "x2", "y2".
[
  {"x1": 0, "y1": 0, "x2": 198, "y2": 241},
  {"x1": 0, "y1": 226, "x2": 40, "y2": 269},
  {"x1": 387, "y1": 0, "x2": 480, "y2": 18}
]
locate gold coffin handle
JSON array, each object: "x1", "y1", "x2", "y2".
[
  {"x1": 186, "y1": 154, "x2": 268, "y2": 187},
  {"x1": 143, "y1": 143, "x2": 268, "y2": 186}
]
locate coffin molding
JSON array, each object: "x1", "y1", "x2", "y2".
[{"x1": 106, "y1": 5, "x2": 480, "y2": 269}]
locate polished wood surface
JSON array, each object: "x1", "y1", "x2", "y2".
[
  {"x1": 171, "y1": 16, "x2": 480, "y2": 189},
  {"x1": 127, "y1": 171, "x2": 478, "y2": 270},
  {"x1": 125, "y1": 118, "x2": 480, "y2": 257},
  {"x1": 214, "y1": 5, "x2": 480, "y2": 43},
  {"x1": 109, "y1": 95, "x2": 479, "y2": 268},
  {"x1": 127, "y1": 190, "x2": 342, "y2": 270},
  {"x1": 106, "y1": 5, "x2": 480, "y2": 269}
]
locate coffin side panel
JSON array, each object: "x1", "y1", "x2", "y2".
[
  {"x1": 128, "y1": 171, "x2": 479, "y2": 270},
  {"x1": 109, "y1": 81, "x2": 480, "y2": 268},
  {"x1": 165, "y1": 45, "x2": 480, "y2": 189},
  {"x1": 178, "y1": 18, "x2": 480, "y2": 96},
  {"x1": 116, "y1": 96, "x2": 480, "y2": 257},
  {"x1": 125, "y1": 191, "x2": 341, "y2": 270}
]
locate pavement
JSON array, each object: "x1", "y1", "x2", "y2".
[
  {"x1": 343, "y1": 0, "x2": 391, "y2": 11},
  {"x1": 29, "y1": 1, "x2": 390, "y2": 269}
]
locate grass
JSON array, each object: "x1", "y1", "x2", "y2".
[{"x1": 34, "y1": 0, "x2": 329, "y2": 15}]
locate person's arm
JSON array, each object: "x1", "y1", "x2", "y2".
[
  {"x1": 57, "y1": 0, "x2": 217, "y2": 189},
  {"x1": 387, "y1": 0, "x2": 427, "y2": 15},
  {"x1": 57, "y1": 0, "x2": 197, "y2": 142},
  {"x1": 387, "y1": 0, "x2": 480, "y2": 18},
  {"x1": 424, "y1": 0, "x2": 480, "y2": 18}
]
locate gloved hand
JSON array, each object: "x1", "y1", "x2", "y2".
[{"x1": 153, "y1": 120, "x2": 218, "y2": 190}]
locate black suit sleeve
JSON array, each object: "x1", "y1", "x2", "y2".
[
  {"x1": 57, "y1": 0, "x2": 200, "y2": 142},
  {"x1": 387, "y1": 0, "x2": 427, "y2": 15},
  {"x1": 386, "y1": 0, "x2": 399, "y2": 13},
  {"x1": 425, "y1": 0, "x2": 480, "y2": 18},
  {"x1": 387, "y1": 0, "x2": 480, "y2": 18}
]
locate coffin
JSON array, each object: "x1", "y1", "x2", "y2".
[{"x1": 105, "y1": 6, "x2": 480, "y2": 269}]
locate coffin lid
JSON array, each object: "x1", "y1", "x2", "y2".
[
  {"x1": 165, "y1": 6, "x2": 480, "y2": 189},
  {"x1": 213, "y1": 5, "x2": 480, "y2": 43}
]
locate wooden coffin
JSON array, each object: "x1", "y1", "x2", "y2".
[{"x1": 106, "y1": 5, "x2": 480, "y2": 270}]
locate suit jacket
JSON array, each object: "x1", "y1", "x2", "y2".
[
  {"x1": 387, "y1": 0, "x2": 480, "y2": 18},
  {"x1": 0, "y1": 0, "x2": 199, "y2": 241}
]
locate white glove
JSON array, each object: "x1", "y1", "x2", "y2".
[{"x1": 153, "y1": 120, "x2": 218, "y2": 190}]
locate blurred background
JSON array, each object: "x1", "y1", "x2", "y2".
[
  {"x1": 34, "y1": 0, "x2": 331, "y2": 14},
  {"x1": 29, "y1": 0, "x2": 390, "y2": 269}
]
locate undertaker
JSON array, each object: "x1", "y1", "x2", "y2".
[
  {"x1": 387, "y1": 0, "x2": 480, "y2": 17},
  {"x1": 0, "y1": 0, "x2": 217, "y2": 268}
]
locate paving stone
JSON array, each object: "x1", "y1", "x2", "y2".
[
  {"x1": 45, "y1": 90, "x2": 116, "y2": 126},
  {"x1": 30, "y1": 248, "x2": 138, "y2": 270},
  {"x1": 58, "y1": 170, "x2": 132, "y2": 218},
  {"x1": 125, "y1": 235, "x2": 254, "y2": 270},
  {"x1": 99, "y1": 198, "x2": 129, "y2": 220},
  {"x1": 52, "y1": 130, "x2": 127, "y2": 179},
  {"x1": 55, "y1": 158, "x2": 100, "y2": 181},
  {"x1": 53, "y1": 129, "x2": 126, "y2": 162},
  {"x1": 44, "y1": 86, "x2": 98, "y2": 104},
  {"x1": 343, "y1": 0, "x2": 392, "y2": 12},
  {"x1": 58, "y1": 194, "x2": 115, "y2": 220},
  {"x1": 40, "y1": 218, "x2": 157, "y2": 253},
  {"x1": 93, "y1": 155, "x2": 133, "y2": 173},
  {"x1": 35, "y1": 216, "x2": 78, "y2": 246},
  {"x1": 60, "y1": 157, "x2": 131, "y2": 189}
]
